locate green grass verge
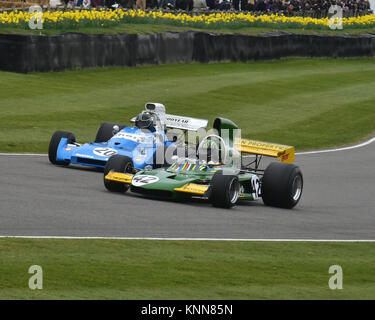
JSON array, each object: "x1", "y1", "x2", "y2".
[
  {"x1": 1, "y1": 58, "x2": 375, "y2": 153},
  {"x1": 1, "y1": 22, "x2": 375, "y2": 35},
  {"x1": 0, "y1": 239, "x2": 374, "y2": 299}
]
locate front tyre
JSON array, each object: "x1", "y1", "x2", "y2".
[
  {"x1": 261, "y1": 162, "x2": 303, "y2": 209},
  {"x1": 48, "y1": 131, "x2": 76, "y2": 165},
  {"x1": 104, "y1": 155, "x2": 134, "y2": 193},
  {"x1": 210, "y1": 171, "x2": 240, "y2": 208}
]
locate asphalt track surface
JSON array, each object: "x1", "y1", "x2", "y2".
[{"x1": 0, "y1": 139, "x2": 374, "y2": 240}]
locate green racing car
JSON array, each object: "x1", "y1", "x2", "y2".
[{"x1": 103, "y1": 117, "x2": 303, "y2": 209}]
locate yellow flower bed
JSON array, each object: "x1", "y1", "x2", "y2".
[{"x1": 1, "y1": 9, "x2": 375, "y2": 29}]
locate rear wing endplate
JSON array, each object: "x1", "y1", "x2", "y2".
[{"x1": 234, "y1": 138, "x2": 295, "y2": 163}]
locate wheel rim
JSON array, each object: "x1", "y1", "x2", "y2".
[
  {"x1": 229, "y1": 179, "x2": 240, "y2": 204},
  {"x1": 124, "y1": 162, "x2": 133, "y2": 174},
  {"x1": 292, "y1": 175, "x2": 302, "y2": 201}
]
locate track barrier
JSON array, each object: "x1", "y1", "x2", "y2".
[{"x1": 1, "y1": 31, "x2": 375, "y2": 73}]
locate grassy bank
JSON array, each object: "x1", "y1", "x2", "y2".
[
  {"x1": 1, "y1": 9, "x2": 375, "y2": 35},
  {"x1": 1, "y1": 22, "x2": 375, "y2": 36},
  {"x1": 1, "y1": 239, "x2": 374, "y2": 299},
  {"x1": 1, "y1": 58, "x2": 375, "y2": 153}
]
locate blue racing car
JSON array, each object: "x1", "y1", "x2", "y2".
[{"x1": 48, "y1": 103, "x2": 208, "y2": 170}]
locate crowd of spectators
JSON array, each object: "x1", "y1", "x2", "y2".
[
  {"x1": 70, "y1": 0, "x2": 373, "y2": 17},
  {"x1": 229, "y1": 0, "x2": 372, "y2": 15}
]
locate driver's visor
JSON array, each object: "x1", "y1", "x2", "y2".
[{"x1": 136, "y1": 120, "x2": 151, "y2": 128}]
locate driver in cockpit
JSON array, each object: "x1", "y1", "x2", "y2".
[{"x1": 134, "y1": 111, "x2": 156, "y2": 132}]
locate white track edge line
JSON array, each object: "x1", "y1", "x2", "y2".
[
  {"x1": 1, "y1": 135, "x2": 374, "y2": 157},
  {"x1": 0, "y1": 236, "x2": 375, "y2": 242},
  {"x1": 295, "y1": 136, "x2": 375, "y2": 155}
]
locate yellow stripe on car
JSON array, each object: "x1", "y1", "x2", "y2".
[
  {"x1": 174, "y1": 183, "x2": 209, "y2": 195},
  {"x1": 105, "y1": 171, "x2": 134, "y2": 184}
]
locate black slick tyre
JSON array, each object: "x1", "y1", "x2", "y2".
[
  {"x1": 95, "y1": 123, "x2": 124, "y2": 143},
  {"x1": 48, "y1": 131, "x2": 76, "y2": 165},
  {"x1": 261, "y1": 162, "x2": 303, "y2": 209},
  {"x1": 210, "y1": 170, "x2": 240, "y2": 208},
  {"x1": 104, "y1": 155, "x2": 134, "y2": 193}
]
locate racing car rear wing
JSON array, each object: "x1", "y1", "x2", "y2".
[
  {"x1": 234, "y1": 138, "x2": 295, "y2": 163},
  {"x1": 164, "y1": 114, "x2": 208, "y2": 131},
  {"x1": 131, "y1": 114, "x2": 208, "y2": 132}
]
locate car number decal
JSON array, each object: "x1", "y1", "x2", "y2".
[
  {"x1": 251, "y1": 175, "x2": 261, "y2": 200},
  {"x1": 93, "y1": 147, "x2": 118, "y2": 157},
  {"x1": 132, "y1": 175, "x2": 159, "y2": 187}
]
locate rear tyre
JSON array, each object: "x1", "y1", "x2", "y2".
[
  {"x1": 210, "y1": 171, "x2": 240, "y2": 208},
  {"x1": 104, "y1": 155, "x2": 134, "y2": 193},
  {"x1": 95, "y1": 123, "x2": 124, "y2": 143},
  {"x1": 261, "y1": 162, "x2": 303, "y2": 209},
  {"x1": 48, "y1": 131, "x2": 76, "y2": 165}
]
